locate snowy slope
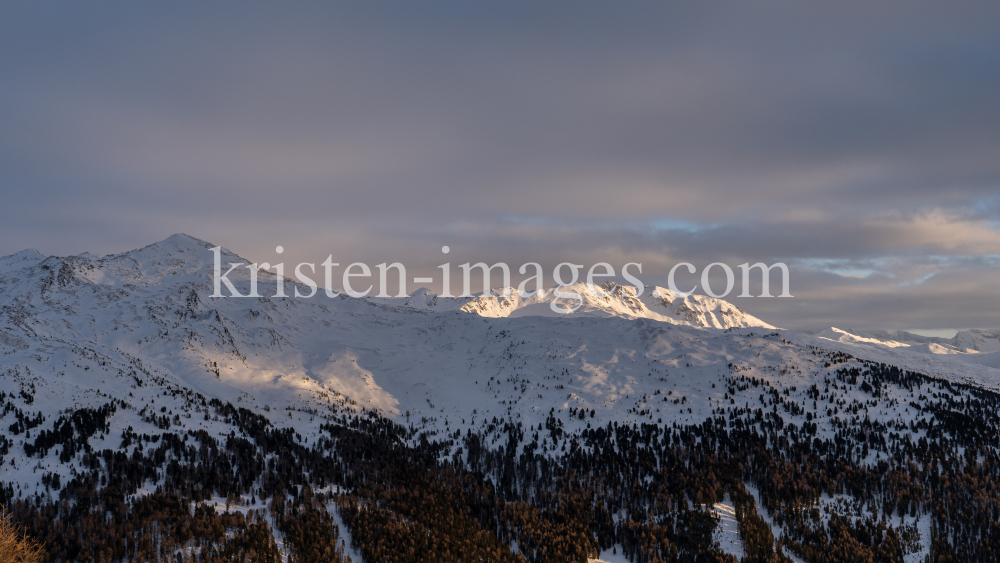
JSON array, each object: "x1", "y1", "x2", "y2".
[
  {"x1": 817, "y1": 327, "x2": 1000, "y2": 354},
  {"x1": 1, "y1": 234, "x2": 999, "y2": 562},
  {"x1": 807, "y1": 327, "x2": 1000, "y2": 387},
  {"x1": 0, "y1": 249, "x2": 45, "y2": 272},
  {"x1": 1, "y1": 234, "x2": 998, "y2": 472},
  {"x1": 0, "y1": 234, "x2": 778, "y2": 435},
  {"x1": 384, "y1": 281, "x2": 772, "y2": 329}
]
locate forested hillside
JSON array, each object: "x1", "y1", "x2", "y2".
[{"x1": 4, "y1": 346, "x2": 999, "y2": 562}]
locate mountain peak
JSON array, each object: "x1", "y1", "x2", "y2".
[
  {"x1": 163, "y1": 232, "x2": 214, "y2": 246},
  {"x1": 0, "y1": 248, "x2": 47, "y2": 273},
  {"x1": 100, "y1": 233, "x2": 248, "y2": 276},
  {"x1": 139, "y1": 233, "x2": 218, "y2": 254},
  {"x1": 100, "y1": 233, "x2": 212, "y2": 258}
]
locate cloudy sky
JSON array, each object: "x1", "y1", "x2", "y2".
[{"x1": 1, "y1": 2, "x2": 998, "y2": 332}]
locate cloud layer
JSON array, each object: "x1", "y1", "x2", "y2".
[{"x1": 1, "y1": 1, "x2": 998, "y2": 331}]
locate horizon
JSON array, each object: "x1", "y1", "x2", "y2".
[
  {"x1": 0, "y1": 231, "x2": 990, "y2": 338},
  {"x1": 2, "y1": 2, "x2": 998, "y2": 332},
  {"x1": 2, "y1": 6, "x2": 999, "y2": 557}
]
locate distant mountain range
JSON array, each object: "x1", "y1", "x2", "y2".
[
  {"x1": 810, "y1": 327, "x2": 1000, "y2": 369},
  {"x1": 1, "y1": 234, "x2": 998, "y2": 562}
]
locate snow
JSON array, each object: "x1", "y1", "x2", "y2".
[
  {"x1": 0, "y1": 234, "x2": 997, "y2": 560},
  {"x1": 711, "y1": 495, "x2": 743, "y2": 558},
  {"x1": 790, "y1": 329, "x2": 1000, "y2": 392},
  {"x1": 590, "y1": 546, "x2": 630, "y2": 563},
  {"x1": 815, "y1": 326, "x2": 1000, "y2": 354},
  {"x1": 742, "y1": 483, "x2": 807, "y2": 563},
  {"x1": 0, "y1": 248, "x2": 46, "y2": 273},
  {"x1": 329, "y1": 504, "x2": 365, "y2": 563}
]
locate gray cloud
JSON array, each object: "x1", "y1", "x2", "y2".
[{"x1": 1, "y1": 1, "x2": 998, "y2": 330}]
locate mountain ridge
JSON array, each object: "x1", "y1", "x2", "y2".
[{"x1": 2, "y1": 234, "x2": 1000, "y2": 562}]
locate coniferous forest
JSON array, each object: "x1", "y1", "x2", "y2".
[
  {"x1": 4, "y1": 1, "x2": 1000, "y2": 560},
  {"x1": 2, "y1": 346, "x2": 999, "y2": 563}
]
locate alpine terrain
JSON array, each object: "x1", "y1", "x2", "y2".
[{"x1": 1, "y1": 234, "x2": 999, "y2": 563}]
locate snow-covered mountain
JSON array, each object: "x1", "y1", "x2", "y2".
[
  {"x1": 393, "y1": 280, "x2": 772, "y2": 329},
  {"x1": 0, "y1": 233, "x2": 774, "y2": 421},
  {"x1": 0, "y1": 248, "x2": 45, "y2": 272},
  {"x1": 2, "y1": 234, "x2": 999, "y2": 563},
  {"x1": 807, "y1": 327, "x2": 1000, "y2": 378},
  {"x1": 814, "y1": 327, "x2": 1000, "y2": 354}
]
